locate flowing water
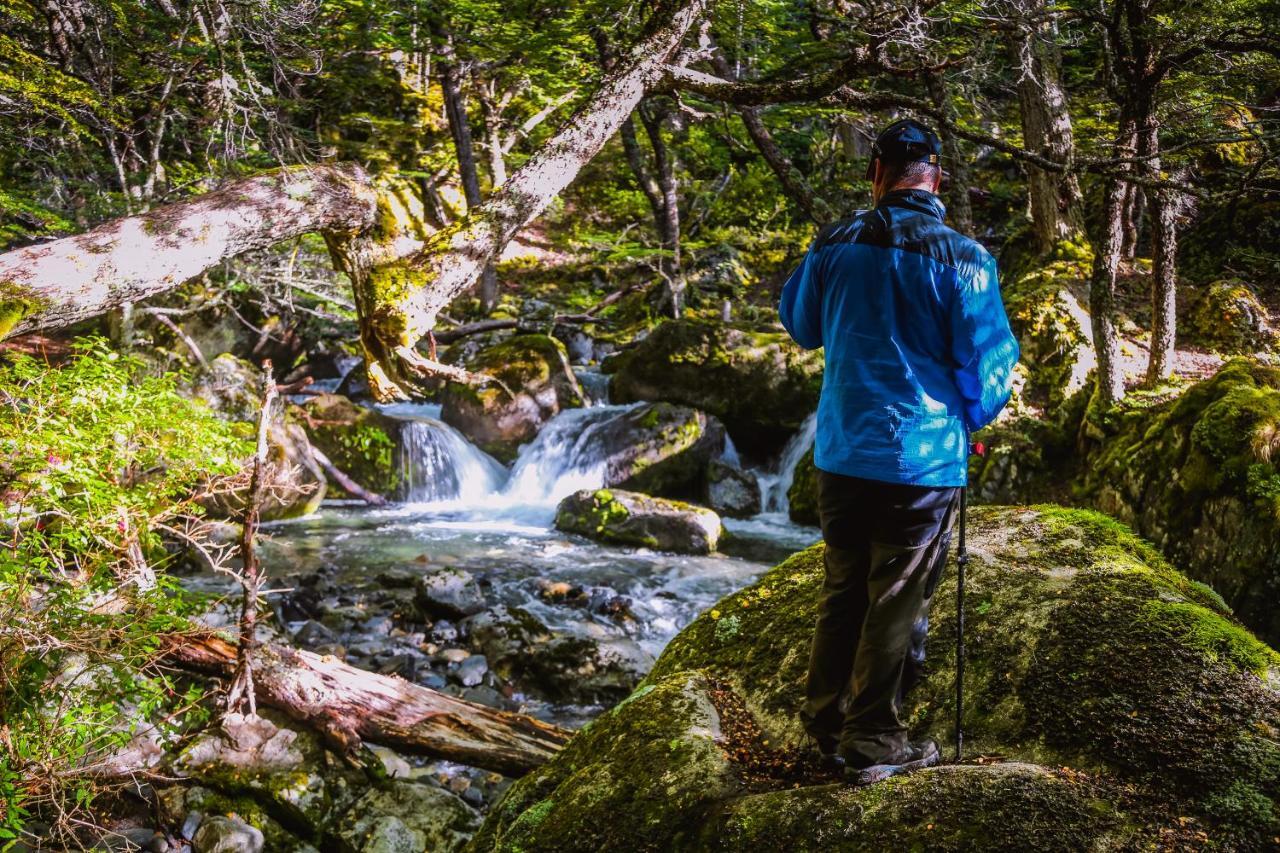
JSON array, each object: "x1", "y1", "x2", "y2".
[{"x1": 192, "y1": 392, "x2": 820, "y2": 738}]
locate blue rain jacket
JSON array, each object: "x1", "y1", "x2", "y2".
[{"x1": 779, "y1": 189, "x2": 1019, "y2": 487}]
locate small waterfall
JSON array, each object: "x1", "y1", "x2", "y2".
[
  {"x1": 756, "y1": 412, "x2": 817, "y2": 513},
  {"x1": 573, "y1": 365, "x2": 611, "y2": 406},
  {"x1": 379, "y1": 404, "x2": 508, "y2": 504},
  {"x1": 503, "y1": 404, "x2": 639, "y2": 506}
]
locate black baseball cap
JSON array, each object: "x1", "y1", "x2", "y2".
[{"x1": 865, "y1": 118, "x2": 942, "y2": 179}]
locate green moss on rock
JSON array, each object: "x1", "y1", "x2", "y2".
[
  {"x1": 440, "y1": 334, "x2": 583, "y2": 463},
  {"x1": 482, "y1": 506, "x2": 1278, "y2": 849},
  {"x1": 298, "y1": 393, "x2": 401, "y2": 496},
  {"x1": 603, "y1": 319, "x2": 823, "y2": 458},
  {"x1": 786, "y1": 446, "x2": 818, "y2": 526},
  {"x1": 1082, "y1": 358, "x2": 1280, "y2": 646}
]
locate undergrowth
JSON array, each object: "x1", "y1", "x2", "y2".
[{"x1": 0, "y1": 339, "x2": 251, "y2": 847}]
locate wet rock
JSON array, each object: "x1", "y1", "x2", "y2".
[
  {"x1": 415, "y1": 567, "x2": 486, "y2": 619},
  {"x1": 603, "y1": 319, "x2": 823, "y2": 457},
  {"x1": 454, "y1": 654, "x2": 489, "y2": 687},
  {"x1": 429, "y1": 620, "x2": 459, "y2": 644},
  {"x1": 589, "y1": 403, "x2": 726, "y2": 499},
  {"x1": 292, "y1": 620, "x2": 337, "y2": 648},
  {"x1": 1186, "y1": 278, "x2": 1278, "y2": 354},
  {"x1": 474, "y1": 507, "x2": 1280, "y2": 850},
  {"x1": 192, "y1": 816, "x2": 264, "y2": 853},
  {"x1": 704, "y1": 460, "x2": 761, "y2": 518},
  {"x1": 296, "y1": 393, "x2": 402, "y2": 496},
  {"x1": 440, "y1": 334, "x2": 584, "y2": 463},
  {"x1": 785, "y1": 446, "x2": 818, "y2": 526},
  {"x1": 555, "y1": 488, "x2": 724, "y2": 555},
  {"x1": 335, "y1": 780, "x2": 481, "y2": 853},
  {"x1": 464, "y1": 605, "x2": 651, "y2": 704}
]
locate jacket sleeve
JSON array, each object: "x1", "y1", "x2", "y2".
[
  {"x1": 950, "y1": 252, "x2": 1020, "y2": 432},
  {"x1": 778, "y1": 243, "x2": 824, "y2": 350}
]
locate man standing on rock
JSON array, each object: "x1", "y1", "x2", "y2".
[{"x1": 779, "y1": 119, "x2": 1018, "y2": 785}]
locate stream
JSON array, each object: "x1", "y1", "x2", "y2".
[{"x1": 181, "y1": 385, "x2": 819, "y2": 801}]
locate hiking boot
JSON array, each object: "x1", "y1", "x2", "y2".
[
  {"x1": 806, "y1": 734, "x2": 846, "y2": 771},
  {"x1": 842, "y1": 739, "x2": 940, "y2": 786}
]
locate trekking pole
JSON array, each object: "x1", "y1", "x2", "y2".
[{"x1": 955, "y1": 441, "x2": 984, "y2": 764}]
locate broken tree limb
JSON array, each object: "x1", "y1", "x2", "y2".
[
  {"x1": 330, "y1": 0, "x2": 709, "y2": 400},
  {"x1": 310, "y1": 446, "x2": 388, "y2": 506},
  {"x1": 161, "y1": 632, "x2": 570, "y2": 777},
  {"x1": 0, "y1": 164, "x2": 382, "y2": 339}
]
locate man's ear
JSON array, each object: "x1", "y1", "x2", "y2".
[{"x1": 931, "y1": 168, "x2": 943, "y2": 194}]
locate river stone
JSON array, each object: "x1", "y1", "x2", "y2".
[
  {"x1": 415, "y1": 567, "x2": 486, "y2": 619},
  {"x1": 474, "y1": 506, "x2": 1280, "y2": 850},
  {"x1": 592, "y1": 403, "x2": 726, "y2": 499},
  {"x1": 335, "y1": 780, "x2": 481, "y2": 853},
  {"x1": 464, "y1": 605, "x2": 652, "y2": 704},
  {"x1": 602, "y1": 319, "x2": 823, "y2": 458},
  {"x1": 296, "y1": 393, "x2": 402, "y2": 496},
  {"x1": 192, "y1": 816, "x2": 264, "y2": 853},
  {"x1": 440, "y1": 334, "x2": 584, "y2": 463},
  {"x1": 555, "y1": 488, "x2": 724, "y2": 555},
  {"x1": 176, "y1": 712, "x2": 363, "y2": 838},
  {"x1": 785, "y1": 445, "x2": 818, "y2": 526},
  {"x1": 704, "y1": 460, "x2": 761, "y2": 518}
]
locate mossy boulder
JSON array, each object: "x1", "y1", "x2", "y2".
[
  {"x1": 463, "y1": 603, "x2": 654, "y2": 704},
  {"x1": 440, "y1": 334, "x2": 584, "y2": 463},
  {"x1": 555, "y1": 488, "x2": 724, "y2": 554},
  {"x1": 786, "y1": 446, "x2": 818, "y2": 526},
  {"x1": 478, "y1": 506, "x2": 1280, "y2": 850},
  {"x1": 297, "y1": 393, "x2": 401, "y2": 497},
  {"x1": 1185, "y1": 278, "x2": 1278, "y2": 355},
  {"x1": 704, "y1": 460, "x2": 761, "y2": 518},
  {"x1": 602, "y1": 319, "x2": 823, "y2": 458},
  {"x1": 589, "y1": 403, "x2": 726, "y2": 499},
  {"x1": 1081, "y1": 357, "x2": 1280, "y2": 646},
  {"x1": 1001, "y1": 251, "x2": 1095, "y2": 408}
]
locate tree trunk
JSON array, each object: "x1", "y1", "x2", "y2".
[
  {"x1": 0, "y1": 164, "x2": 381, "y2": 339},
  {"x1": 330, "y1": 0, "x2": 708, "y2": 400},
  {"x1": 925, "y1": 71, "x2": 974, "y2": 237},
  {"x1": 1140, "y1": 118, "x2": 1178, "y2": 385},
  {"x1": 1, "y1": 0, "x2": 707, "y2": 393},
  {"x1": 439, "y1": 39, "x2": 499, "y2": 314},
  {"x1": 708, "y1": 53, "x2": 830, "y2": 225},
  {"x1": 638, "y1": 102, "x2": 685, "y2": 316},
  {"x1": 163, "y1": 632, "x2": 570, "y2": 777},
  {"x1": 1120, "y1": 181, "x2": 1142, "y2": 259},
  {"x1": 1088, "y1": 112, "x2": 1138, "y2": 407},
  {"x1": 1012, "y1": 0, "x2": 1085, "y2": 253}
]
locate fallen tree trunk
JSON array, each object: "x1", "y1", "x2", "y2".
[
  {"x1": 0, "y1": 164, "x2": 382, "y2": 339},
  {"x1": 162, "y1": 632, "x2": 570, "y2": 777},
  {"x1": 329, "y1": 0, "x2": 709, "y2": 399}
]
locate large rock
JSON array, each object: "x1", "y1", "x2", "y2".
[
  {"x1": 1082, "y1": 357, "x2": 1280, "y2": 646},
  {"x1": 464, "y1": 604, "x2": 653, "y2": 704},
  {"x1": 555, "y1": 488, "x2": 724, "y2": 555},
  {"x1": 297, "y1": 393, "x2": 402, "y2": 496},
  {"x1": 785, "y1": 446, "x2": 818, "y2": 526},
  {"x1": 703, "y1": 460, "x2": 761, "y2": 519},
  {"x1": 335, "y1": 780, "x2": 481, "y2": 853},
  {"x1": 1001, "y1": 250, "x2": 1095, "y2": 408},
  {"x1": 191, "y1": 353, "x2": 326, "y2": 520},
  {"x1": 474, "y1": 506, "x2": 1280, "y2": 850},
  {"x1": 589, "y1": 403, "x2": 727, "y2": 500},
  {"x1": 440, "y1": 334, "x2": 584, "y2": 462},
  {"x1": 1186, "y1": 278, "x2": 1278, "y2": 355},
  {"x1": 603, "y1": 320, "x2": 823, "y2": 458}
]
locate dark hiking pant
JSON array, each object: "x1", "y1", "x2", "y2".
[{"x1": 801, "y1": 470, "x2": 959, "y2": 765}]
